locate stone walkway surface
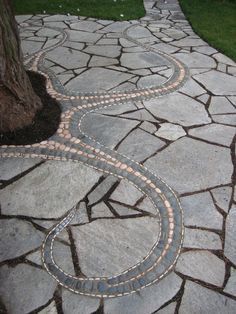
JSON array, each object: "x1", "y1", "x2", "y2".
[{"x1": 0, "y1": 0, "x2": 236, "y2": 313}]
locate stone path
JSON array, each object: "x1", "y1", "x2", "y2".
[{"x1": 0, "y1": 0, "x2": 236, "y2": 313}]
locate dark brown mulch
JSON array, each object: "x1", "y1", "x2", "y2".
[{"x1": 0, "y1": 71, "x2": 61, "y2": 145}]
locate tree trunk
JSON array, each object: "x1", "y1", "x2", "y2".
[{"x1": 0, "y1": 0, "x2": 42, "y2": 133}]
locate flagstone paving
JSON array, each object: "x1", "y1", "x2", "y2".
[{"x1": 0, "y1": 0, "x2": 236, "y2": 313}]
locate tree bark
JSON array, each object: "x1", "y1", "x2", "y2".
[{"x1": 0, "y1": 0, "x2": 42, "y2": 133}]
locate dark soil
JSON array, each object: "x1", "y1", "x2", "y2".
[{"x1": 0, "y1": 71, "x2": 61, "y2": 145}]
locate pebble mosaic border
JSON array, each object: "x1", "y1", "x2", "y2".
[{"x1": 0, "y1": 21, "x2": 188, "y2": 298}]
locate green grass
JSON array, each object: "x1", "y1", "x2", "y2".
[
  {"x1": 12, "y1": 0, "x2": 145, "y2": 21},
  {"x1": 179, "y1": 0, "x2": 236, "y2": 61}
]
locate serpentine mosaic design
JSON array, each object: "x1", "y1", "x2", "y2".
[{"x1": 0, "y1": 19, "x2": 188, "y2": 298}]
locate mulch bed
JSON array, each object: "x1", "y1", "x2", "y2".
[{"x1": 0, "y1": 71, "x2": 61, "y2": 145}]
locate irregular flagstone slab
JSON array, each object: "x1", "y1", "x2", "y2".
[
  {"x1": 120, "y1": 52, "x2": 169, "y2": 69},
  {"x1": 228, "y1": 66, "x2": 236, "y2": 75},
  {"x1": 173, "y1": 37, "x2": 207, "y2": 47},
  {"x1": 44, "y1": 21, "x2": 68, "y2": 29},
  {"x1": 174, "y1": 52, "x2": 216, "y2": 68},
  {"x1": 145, "y1": 138, "x2": 232, "y2": 194},
  {"x1": 67, "y1": 29, "x2": 102, "y2": 43},
  {"x1": 101, "y1": 21, "x2": 130, "y2": 33},
  {"x1": 73, "y1": 67, "x2": 87, "y2": 75},
  {"x1": 108, "y1": 65, "x2": 130, "y2": 72},
  {"x1": 161, "y1": 37, "x2": 173, "y2": 43},
  {"x1": 217, "y1": 62, "x2": 227, "y2": 73},
  {"x1": 176, "y1": 251, "x2": 225, "y2": 286},
  {"x1": 0, "y1": 219, "x2": 44, "y2": 262},
  {"x1": 194, "y1": 70, "x2": 236, "y2": 95},
  {"x1": 47, "y1": 64, "x2": 64, "y2": 74},
  {"x1": 150, "y1": 22, "x2": 172, "y2": 29},
  {"x1": 36, "y1": 28, "x2": 61, "y2": 37},
  {"x1": 21, "y1": 40, "x2": 43, "y2": 55},
  {"x1": 70, "y1": 21, "x2": 103, "y2": 32},
  {"x1": 44, "y1": 38, "x2": 62, "y2": 49},
  {"x1": 193, "y1": 46, "x2": 218, "y2": 56},
  {"x1": 20, "y1": 30, "x2": 35, "y2": 37},
  {"x1": 211, "y1": 186, "x2": 232, "y2": 213},
  {"x1": 111, "y1": 82, "x2": 135, "y2": 91},
  {"x1": 91, "y1": 202, "x2": 114, "y2": 218},
  {"x1": 155, "y1": 123, "x2": 186, "y2": 141},
  {"x1": 209, "y1": 96, "x2": 236, "y2": 114},
  {"x1": 120, "y1": 38, "x2": 136, "y2": 48},
  {"x1": 63, "y1": 41, "x2": 85, "y2": 50},
  {"x1": 104, "y1": 273, "x2": 182, "y2": 314},
  {"x1": 140, "y1": 37, "x2": 166, "y2": 45},
  {"x1": 66, "y1": 68, "x2": 133, "y2": 92},
  {"x1": 62, "y1": 290, "x2": 100, "y2": 314},
  {"x1": 15, "y1": 15, "x2": 33, "y2": 23},
  {"x1": 179, "y1": 78, "x2": 206, "y2": 97},
  {"x1": 163, "y1": 29, "x2": 186, "y2": 40},
  {"x1": 170, "y1": 13, "x2": 186, "y2": 21},
  {"x1": 98, "y1": 102, "x2": 136, "y2": 115},
  {"x1": 212, "y1": 114, "x2": 236, "y2": 126},
  {"x1": 110, "y1": 180, "x2": 143, "y2": 206},
  {"x1": 71, "y1": 217, "x2": 159, "y2": 277},
  {"x1": 38, "y1": 301, "x2": 57, "y2": 314},
  {"x1": 144, "y1": 93, "x2": 211, "y2": 127},
  {"x1": 0, "y1": 161, "x2": 101, "y2": 218},
  {"x1": 213, "y1": 53, "x2": 236, "y2": 66},
  {"x1": 84, "y1": 45, "x2": 121, "y2": 58},
  {"x1": 189, "y1": 68, "x2": 211, "y2": 75},
  {"x1": 151, "y1": 42, "x2": 179, "y2": 54},
  {"x1": 138, "y1": 196, "x2": 158, "y2": 215},
  {"x1": 58, "y1": 73, "x2": 74, "y2": 85},
  {"x1": 88, "y1": 176, "x2": 118, "y2": 205},
  {"x1": 188, "y1": 123, "x2": 235, "y2": 146},
  {"x1": 81, "y1": 113, "x2": 139, "y2": 148},
  {"x1": 123, "y1": 46, "x2": 148, "y2": 53},
  {"x1": 137, "y1": 74, "x2": 167, "y2": 88},
  {"x1": 183, "y1": 228, "x2": 222, "y2": 250},
  {"x1": 0, "y1": 157, "x2": 42, "y2": 180},
  {"x1": 153, "y1": 28, "x2": 170, "y2": 40},
  {"x1": 0, "y1": 264, "x2": 57, "y2": 314},
  {"x1": 179, "y1": 281, "x2": 236, "y2": 313},
  {"x1": 180, "y1": 192, "x2": 223, "y2": 229},
  {"x1": 43, "y1": 15, "x2": 79, "y2": 22},
  {"x1": 224, "y1": 206, "x2": 236, "y2": 265},
  {"x1": 110, "y1": 202, "x2": 141, "y2": 216},
  {"x1": 118, "y1": 128, "x2": 165, "y2": 162},
  {"x1": 89, "y1": 56, "x2": 118, "y2": 67},
  {"x1": 46, "y1": 47, "x2": 89, "y2": 69},
  {"x1": 26, "y1": 250, "x2": 48, "y2": 266},
  {"x1": 226, "y1": 97, "x2": 236, "y2": 106},
  {"x1": 224, "y1": 268, "x2": 236, "y2": 297},
  {"x1": 120, "y1": 109, "x2": 158, "y2": 122},
  {"x1": 151, "y1": 65, "x2": 169, "y2": 73},
  {"x1": 197, "y1": 93, "x2": 209, "y2": 104},
  {"x1": 127, "y1": 25, "x2": 153, "y2": 38},
  {"x1": 157, "y1": 302, "x2": 177, "y2": 314},
  {"x1": 140, "y1": 121, "x2": 157, "y2": 133},
  {"x1": 157, "y1": 2, "x2": 181, "y2": 10},
  {"x1": 96, "y1": 38, "x2": 118, "y2": 45},
  {"x1": 97, "y1": 19, "x2": 113, "y2": 26}
]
